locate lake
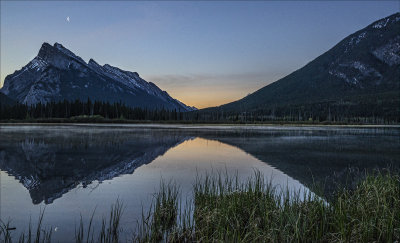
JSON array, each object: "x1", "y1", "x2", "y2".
[{"x1": 1, "y1": 124, "x2": 399, "y2": 242}]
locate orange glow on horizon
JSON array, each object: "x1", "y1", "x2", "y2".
[
  {"x1": 168, "y1": 92, "x2": 242, "y2": 109},
  {"x1": 161, "y1": 85, "x2": 259, "y2": 109}
]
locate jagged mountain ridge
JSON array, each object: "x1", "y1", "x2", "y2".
[
  {"x1": 203, "y1": 13, "x2": 400, "y2": 116},
  {"x1": 1, "y1": 42, "x2": 196, "y2": 111}
]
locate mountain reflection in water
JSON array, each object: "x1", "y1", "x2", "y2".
[
  {"x1": 0, "y1": 125, "x2": 399, "y2": 205},
  {"x1": 0, "y1": 126, "x2": 192, "y2": 204}
]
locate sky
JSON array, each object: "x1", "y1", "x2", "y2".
[{"x1": 1, "y1": 1, "x2": 398, "y2": 108}]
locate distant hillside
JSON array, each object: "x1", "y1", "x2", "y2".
[
  {"x1": 202, "y1": 13, "x2": 400, "y2": 122},
  {"x1": 0, "y1": 43, "x2": 196, "y2": 111}
]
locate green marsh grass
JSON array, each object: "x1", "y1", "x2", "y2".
[
  {"x1": 1, "y1": 170, "x2": 399, "y2": 242},
  {"x1": 137, "y1": 170, "x2": 399, "y2": 242}
]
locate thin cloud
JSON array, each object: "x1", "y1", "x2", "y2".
[{"x1": 145, "y1": 71, "x2": 287, "y2": 89}]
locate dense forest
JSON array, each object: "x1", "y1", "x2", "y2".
[
  {"x1": 0, "y1": 99, "x2": 184, "y2": 121},
  {"x1": 0, "y1": 98, "x2": 398, "y2": 124}
]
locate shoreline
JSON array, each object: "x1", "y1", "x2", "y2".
[{"x1": 1, "y1": 122, "x2": 399, "y2": 129}]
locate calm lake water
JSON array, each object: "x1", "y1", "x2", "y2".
[{"x1": 1, "y1": 124, "x2": 399, "y2": 242}]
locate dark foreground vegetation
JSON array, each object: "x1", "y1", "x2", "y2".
[
  {"x1": 1, "y1": 98, "x2": 399, "y2": 124},
  {"x1": 1, "y1": 171, "x2": 399, "y2": 242}
]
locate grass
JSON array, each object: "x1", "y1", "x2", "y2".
[
  {"x1": 0, "y1": 208, "x2": 52, "y2": 243},
  {"x1": 137, "y1": 170, "x2": 400, "y2": 242},
  {"x1": 1, "y1": 171, "x2": 399, "y2": 242},
  {"x1": 75, "y1": 200, "x2": 123, "y2": 243}
]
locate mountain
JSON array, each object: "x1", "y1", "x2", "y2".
[
  {"x1": 0, "y1": 92, "x2": 16, "y2": 106},
  {"x1": 203, "y1": 13, "x2": 400, "y2": 120},
  {"x1": 0, "y1": 43, "x2": 196, "y2": 111}
]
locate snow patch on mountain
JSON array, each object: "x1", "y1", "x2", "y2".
[
  {"x1": 328, "y1": 69, "x2": 352, "y2": 85},
  {"x1": 28, "y1": 56, "x2": 48, "y2": 72},
  {"x1": 373, "y1": 18, "x2": 390, "y2": 29},
  {"x1": 344, "y1": 61, "x2": 382, "y2": 78},
  {"x1": 345, "y1": 32, "x2": 367, "y2": 53},
  {"x1": 102, "y1": 63, "x2": 144, "y2": 90},
  {"x1": 89, "y1": 59, "x2": 173, "y2": 101},
  {"x1": 329, "y1": 70, "x2": 352, "y2": 83},
  {"x1": 329, "y1": 60, "x2": 382, "y2": 87},
  {"x1": 22, "y1": 175, "x2": 40, "y2": 190},
  {"x1": 372, "y1": 37, "x2": 400, "y2": 66},
  {"x1": 349, "y1": 32, "x2": 367, "y2": 46}
]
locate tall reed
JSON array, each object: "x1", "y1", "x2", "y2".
[
  {"x1": 137, "y1": 170, "x2": 400, "y2": 242},
  {"x1": 0, "y1": 208, "x2": 52, "y2": 243}
]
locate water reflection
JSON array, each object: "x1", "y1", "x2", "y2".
[
  {"x1": 0, "y1": 126, "x2": 192, "y2": 204},
  {"x1": 1, "y1": 125, "x2": 399, "y2": 242},
  {"x1": 0, "y1": 125, "x2": 399, "y2": 205},
  {"x1": 201, "y1": 130, "x2": 400, "y2": 194}
]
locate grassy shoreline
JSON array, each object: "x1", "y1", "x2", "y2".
[
  {"x1": 1, "y1": 171, "x2": 399, "y2": 242},
  {"x1": 136, "y1": 171, "x2": 399, "y2": 242}
]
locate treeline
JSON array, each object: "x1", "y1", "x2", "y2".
[
  {"x1": 0, "y1": 98, "x2": 398, "y2": 124},
  {"x1": 198, "y1": 94, "x2": 400, "y2": 124},
  {"x1": 199, "y1": 101, "x2": 399, "y2": 124},
  {"x1": 0, "y1": 99, "x2": 184, "y2": 121}
]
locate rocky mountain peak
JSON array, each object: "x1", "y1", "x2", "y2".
[
  {"x1": 37, "y1": 42, "x2": 57, "y2": 60},
  {"x1": 88, "y1": 58, "x2": 102, "y2": 69},
  {"x1": 1, "y1": 42, "x2": 196, "y2": 111},
  {"x1": 88, "y1": 58, "x2": 98, "y2": 65}
]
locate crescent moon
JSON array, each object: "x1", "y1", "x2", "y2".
[{"x1": 67, "y1": 16, "x2": 70, "y2": 22}]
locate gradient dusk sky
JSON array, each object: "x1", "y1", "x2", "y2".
[{"x1": 1, "y1": 1, "x2": 398, "y2": 108}]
